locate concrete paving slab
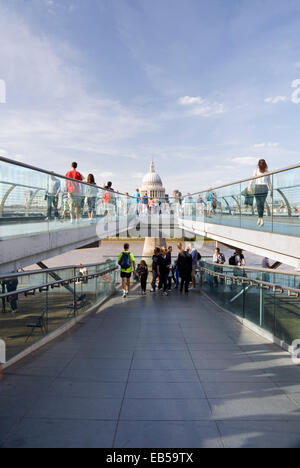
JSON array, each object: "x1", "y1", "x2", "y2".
[
  {"x1": 28, "y1": 395, "x2": 122, "y2": 420},
  {"x1": 3, "y1": 418, "x2": 117, "y2": 448},
  {"x1": 120, "y1": 398, "x2": 212, "y2": 421},
  {"x1": 128, "y1": 369, "x2": 200, "y2": 383},
  {"x1": 125, "y1": 381, "x2": 206, "y2": 399},
  {"x1": 115, "y1": 421, "x2": 222, "y2": 448}
]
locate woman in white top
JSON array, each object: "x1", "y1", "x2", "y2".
[{"x1": 249, "y1": 159, "x2": 272, "y2": 227}]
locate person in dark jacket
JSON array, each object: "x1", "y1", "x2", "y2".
[
  {"x1": 151, "y1": 247, "x2": 161, "y2": 292},
  {"x1": 158, "y1": 247, "x2": 171, "y2": 296},
  {"x1": 177, "y1": 248, "x2": 193, "y2": 294},
  {"x1": 138, "y1": 260, "x2": 149, "y2": 295}
]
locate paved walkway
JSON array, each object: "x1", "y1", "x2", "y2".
[{"x1": 1, "y1": 289, "x2": 300, "y2": 448}]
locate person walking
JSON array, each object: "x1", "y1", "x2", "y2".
[
  {"x1": 65, "y1": 162, "x2": 84, "y2": 223},
  {"x1": 138, "y1": 260, "x2": 149, "y2": 295},
  {"x1": 142, "y1": 194, "x2": 149, "y2": 215},
  {"x1": 118, "y1": 243, "x2": 136, "y2": 298},
  {"x1": 190, "y1": 243, "x2": 199, "y2": 289},
  {"x1": 158, "y1": 247, "x2": 170, "y2": 296},
  {"x1": 86, "y1": 174, "x2": 97, "y2": 221},
  {"x1": 132, "y1": 189, "x2": 141, "y2": 216},
  {"x1": 166, "y1": 246, "x2": 173, "y2": 291},
  {"x1": 213, "y1": 247, "x2": 226, "y2": 287},
  {"x1": 45, "y1": 174, "x2": 61, "y2": 221},
  {"x1": 3, "y1": 275, "x2": 19, "y2": 314},
  {"x1": 151, "y1": 247, "x2": 161, "y2": 292},
  {"x1": 177, "y1": 247, "x2": 193, "y2": 294},
  {"x1": 248, "y1": 159, "x2": 272, "y2": 227}
]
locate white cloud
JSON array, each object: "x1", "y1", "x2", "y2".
[
  {"x1": 178, "y1": 96, "x2": 225, "y2": 117},
  {"x1": 0, "y1": 8, "x2": 157, "y2": 176},
  {"x1": 253, "y1": 142, "x2": 280, "y2": 148},
  {"x1": 231, "y1": 157, "x2": 258, "y2": 165},
  {"x1": 264, "y1": 96, "x2": 288, "y2": 104}
]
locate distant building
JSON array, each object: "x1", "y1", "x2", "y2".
[{"x1": 140, "y1": 160, "x2": 166, "y2": 200}]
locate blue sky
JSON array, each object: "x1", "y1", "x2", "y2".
[{"x1": 0, "y1": 0, "x2": 299, "y2": 194}]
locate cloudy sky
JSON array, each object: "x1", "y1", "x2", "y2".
[{"x1": 0, "y1": 0, "x2": 299, "y2": 194}]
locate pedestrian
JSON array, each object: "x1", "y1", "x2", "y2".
[
  {"x1": 65, "y1": 162, "x2": 84, "y2": 223},
  {"x1": 158, "y1": 247, "x2": 170, "y2": 296},
  {"x1": 118, "y1": 243, "x2": 136, "y2": 298},
  {"x1": 206, "y1": 191, "x2": 214, "y2": 218},
  {"x1": 151, "y1": 247, "x2": 161, "y2": 292},
  {"x1": 190, "y1": 243, "x2": 199, "y2": 289},
  {"x1": 166, "y1": 246, "x2": 173, "y2": 291},
  {"x1": 45, "y1": 173, "x2": 61, "y2": 221},
  {"x1": 262, "y1": 258, "x2": 271, "y2": 283},
  {"x1": 177, "y1": 247, "x2": 193, "y2": 294},
  {"x1": 86, "y1": 174, "x2": 97, "y2": 221},
  {"x1": 213, "y1": 247, "x2": 226, "y2": 287},
  {"x1": 132, "y1": 188, "x2": 141, "y2": 216},
  {"x1": 248, "y1": 159, "x2": 272, "y2": 227},
  {"x1": 138, "y1": 260, "x2": 149, "y2": 295},
  {"x1": 142, "y1": 193, "x2": 149, "y2": 215},
  {"x1": 3, "y1": 274, "x2": 19, "y2": 314}
]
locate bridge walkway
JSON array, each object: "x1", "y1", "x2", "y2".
[{"x1": 1, "y1": 289, "x2": 300, "y2": 448}]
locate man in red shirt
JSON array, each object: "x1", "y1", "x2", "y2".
[{"x1": 65, "y1": 162, "x2": 84, "y2": 222}]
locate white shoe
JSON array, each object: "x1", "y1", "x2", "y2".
[
  {"x1": 257, "y1": 218, "x2": 261, "y2": 226},
  {"x1": 260, "y1": 218, "x2": 264, "y2": 227}
]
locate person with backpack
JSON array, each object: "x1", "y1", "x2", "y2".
[
  {"x1": 118, "y1": 243, "x2": 136, "y2": 298},
  {"x1": 229, "y1": 249, "x2": 246, "y2": 267},
  {"x1": 229, "y1": 249, "x2": 247, "y2": 283}
]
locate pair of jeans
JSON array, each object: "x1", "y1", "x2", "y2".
[
  {"x1": 159, "y1": 272, "x2": 169, "y2": 293},
  {"x1": 255, "y1": 185, "x2": 268, "y2": 218},
  {"x1": 180, "y1": 275, "x2": 190, "y2": 293},
  {"x1": 47, "y1": 195, "x2": 59, "y2": 218},
  {"x1": 151, "y1": 270, "x2": 158, "y2": 291}
]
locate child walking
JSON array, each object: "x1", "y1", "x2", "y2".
[{"x1": 138, "y1": 260, "x2": 149, "y2": 295}]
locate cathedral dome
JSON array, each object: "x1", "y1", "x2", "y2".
[
  {"x1": 142, "y1": 161, "x2": 163, "y2": 187},
  {"x1": 140, "y1": 161, "x2": 165, "y2": 200}
]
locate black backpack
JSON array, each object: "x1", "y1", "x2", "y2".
[
  {"x1": 229, "y1": 255, "x2": 237, "y2": 266},
  {"x1": 119, "y1": 252, "x2": 132, "y2": 270}
]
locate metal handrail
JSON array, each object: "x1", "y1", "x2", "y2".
[
  {"x1": 200, "y1": 267, "x2": 300, "y2": 296},
  {"x1": 201, "y1": 260, "x2": 300, "y2": 277},
  {"x1": 0, "y1": 265, "x2": 118, "y2": 299},
  {"x1": 0, "y1": 156, "x2": 134, "y2": 199},
  {"x1": 0, "y1": 261, "x2": 117, "y2": 280},
  {"x1": 183, "y1": 162, "x2": 300, "y2": 197}
]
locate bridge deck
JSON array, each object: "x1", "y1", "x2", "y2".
[{"x1": 1, "y1": 290, "x2": 300, "y2": 448}]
